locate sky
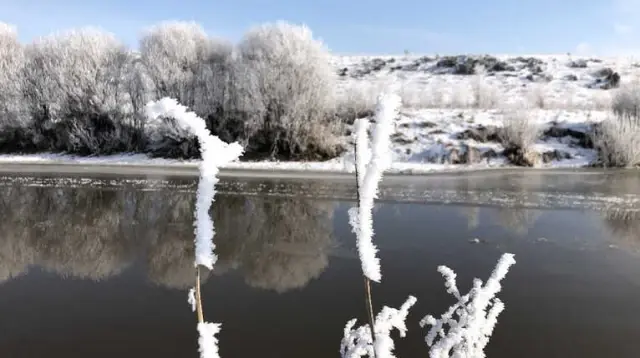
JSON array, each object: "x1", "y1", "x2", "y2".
[{"x1": 1, "y1": 0, "x2": 640, "y2": 56}]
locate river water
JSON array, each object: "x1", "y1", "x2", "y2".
[{"x1": 1, "y1": 170, "x2": 640, "y2": 357}]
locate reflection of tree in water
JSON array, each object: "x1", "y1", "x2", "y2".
[
  {"x1": 0, "y1": 186, "x2": 136, "y2": 282},
  {"x1": 494, "y1": 207, "x2": 541, "y2": 236},
  {"x1": 601, "y1": 208, "x2": 640, "y2": 251},
  {"x1": 458, "y1": 206, "x2": 480, "y2": 230},
  {"x1": 0, "y1": 181, "x2": 335, "y2": 292},
  {"x1": 214, "y1": 191, "x2": 335, "y2": 293},
  {"x1": 141, "y1": 191, "x2": 202, "y2": 289}
]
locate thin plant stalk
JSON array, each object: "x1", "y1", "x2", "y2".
[
  {"x1": 195, "y1": 266, "x2": 204, "y2": 324},
  {"x1": 355, "y1": 140, "x2": 377, "y2": 352}
]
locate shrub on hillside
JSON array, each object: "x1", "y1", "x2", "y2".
[
  {"x1": 471, "y1": 64, "x2": 498, "y2": 109},
  {"x1": 234, "y1": 21, "x2": 343, "y2": 160},
  {"x1": 501, "y1": 111, "x2": 541, "y2": 149},
  {"x1": 592, "y1": 85, "x2": 640, "y2": 167},
  {"x1": 500, "y1": 110, "x2": 542, "y2": 166},
  {"x1": 612, "y1": 83, "x2": 640, "y2": 118},
  {"x1": 593, "y1": 114, "x2": 640, "y2": 167},
  {"x1": 21, "y1": 28, "x2": 143, "y2": 154}
]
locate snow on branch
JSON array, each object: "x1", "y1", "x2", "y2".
[
  {"x1": 145, "y1": 97, "x2": 243, "y2": 269},
  {"x1": 349, "y1": 92, "x2": 401, "y2": 283},
  {"x1": 341, "y1": 295, "x2": 417, "y2": 358},
  {"x1": 420, "y1": 253, "x2": 516, "y2": 358},
  {"x1": 147, "y1": 97, "x2": 243, "y2": 358},
  {"x1": 197, "y1": 322, "x2": 222, "y2": 358}
]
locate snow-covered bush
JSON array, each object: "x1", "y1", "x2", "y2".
[
  {"x1": 139, "y1": 21, "x2": 232, "y2": 117},
  {"x1": 471, "y1": 65, "x2": 498, "y2": 109},
  {"x1": 22, "y1": 28, "x2": 139, "y2": 154},
  {"x1": 421, "y1": 253, "x2": 516, "y2": 358},
  {"x1": 527, "y1": 83, "x2": 546, "y2": 109},
  {"x1": 612, "y1": 82, "x2": 640, "y2": 118},
  {"x1": 592, "y1": 82, "x2": 640, "y2": 167},
  {"x1": 593, "y1": 113, "x2": 640, "y2": 167},
  {"x1": 0, "y1": 23, "x2": 28, "y2": 151},
  {"x1": 336, "y1": 81, "x2": 384, "y2": 123},
  {"x1": 500, "y1": 110, "x2": 541, "y2": 155},
  {"x1": 234, "y1": 21, "x2": 343, "y2": 159}
]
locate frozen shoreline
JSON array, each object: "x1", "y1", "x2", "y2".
[
  {"x1": 0, "y1": 153, "x2": 490, "y2": 178},
  {"x1": 0, "y1": 152, "x2": 607, "y2": 181}
]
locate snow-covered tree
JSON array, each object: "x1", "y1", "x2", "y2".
[
  {"x1": 0, "y1": 23, "x2": 24, "y2": 122},
  {"x1": 139, "y1": 21, "x2": 232, "y2": 116},
  {"x1": 0, "y1": 22, "x2": 29, "y2": 151},
  {"x1": 234, "y1": 21, "x2": 341, "y2": 159},
  {"x1": 22, "y1": 28, "x2": 135, "y2": 153}
]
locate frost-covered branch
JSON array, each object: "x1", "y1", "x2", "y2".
[
  {"x1": 197, "y1": 322, "x2": 222, "y2": 358},
  {"x1": 145, "y1": 97, "x2": 243, "y2": 269},
  {"x1": 146, "y1": 97, "x2": 243, "y2": 358},
  {"x1": 420, "y1": 253, "x2": 516, "y2": 358},
  {"x1": 349, "y1": 92, "x2": 400, "y2": 283},
  {"x1": 341, "y1": 296, "x2": 417, "y2": 358}
]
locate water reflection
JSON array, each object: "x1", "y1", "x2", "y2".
[
  {"x1": 601, "y1": 208, "x2": 640, "y2": 252},
  {"x1": 0, "y1": 183, "x2": 335, "y2": 292},
  {"x1": 494, "y1": 208, "x2": 541, "y2": 236}
]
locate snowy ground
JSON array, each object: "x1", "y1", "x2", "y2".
[{"x1": 2, "y1": 53, "x2": 631, "y2": 174}]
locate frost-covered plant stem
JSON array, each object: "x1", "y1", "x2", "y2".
[
  {"x1": 421, "y1": 253, "x2": 516, "y2": 358},
  {"x1": 349, "y1": 92, "x2": 400, "y2": 282},
  {"x1": 354, "y1": 158, "x2": 377, "y2": 351},
  {"x1": 343, "y1": 93, "x2": 402, "y2": 358},
  {"x1": 146, "y1": 97, "x2": 243, "y2": 358},
  {"x1": 341, "y1": 295, "x2": 417, "y2": 358},
  {"x1": 195, "y1": 267, "x2": 205, "y2": 323}
]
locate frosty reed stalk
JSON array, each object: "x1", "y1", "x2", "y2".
[{"x1": 146, "y1": 97, "x2": 243, "y2": 358}]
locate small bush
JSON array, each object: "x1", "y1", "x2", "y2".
[
  {"x1": 471, "y1": 64, "x2": 499, "y2": 109},
  {"x1": 612, "y1": 83, "x2": 640, "y2": 118},
  {"x1": 335, "y1": 81, "x2": 383, "y2": 123},
  {"x1": 592, "y1": 84, "x2": 640, "y2": 167},
  {"x1": 234, "y1": 21, "x2": 343, "y2": 160},
  {"x1": 527, "y1": 83, "x2": 546, "y2": 109},
  {"x1": 500, "y1": 110, "x2": 541, "y2": 150},
  {"x1": 592, "y1": 114, "x2": 640, "y2": 167}
]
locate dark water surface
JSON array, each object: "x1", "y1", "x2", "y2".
[{"x1": 1, "y1": 171, "x2": 640, "y2": 358}]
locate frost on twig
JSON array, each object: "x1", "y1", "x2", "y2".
[
  {"x1": 420, "y1": 253, "x2": 516, "y2": 358},
  {"x1": 146, "y1": 98, "x2": 243, "y2": 358},
  {"x1": 340, "y1": 295, "x2": 417, "y2": 358},
  {"x1": 145, "y1": 97, "x2": 244, "y2": 270},
  {"x1": 349, "y1": 92, "x2": 401, "y2": 283},
  {"x1": 197, "y1": 322, "x2": 222, "y2": 358},
  {"x1": 188, "y1": 288, "x2": 197, "y2": 312}
]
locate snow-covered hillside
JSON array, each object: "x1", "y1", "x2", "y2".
[{"x1": 331, "y1": 53, "x2": 637, "y2": 170}]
